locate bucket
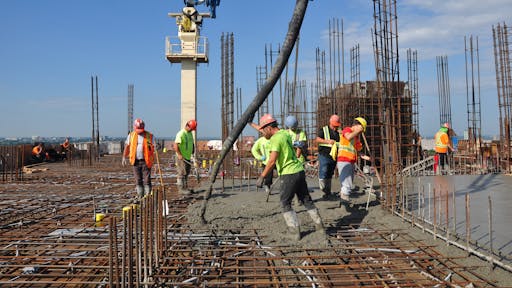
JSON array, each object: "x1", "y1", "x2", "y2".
[{"x1": 95, "y1": 213, "x2": 105, "y2": 222}]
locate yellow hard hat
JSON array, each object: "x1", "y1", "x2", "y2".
[{"x1": 355, "y1": 117, "x2": 367, "y2": 132}]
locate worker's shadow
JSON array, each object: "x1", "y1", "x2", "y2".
[{"x1": 330, "y1": 199, "x2": 380, "y2": 231}]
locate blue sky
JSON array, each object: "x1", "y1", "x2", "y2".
[{"x1": 1, "y1": 0, "x2": 510, "y2": 139}]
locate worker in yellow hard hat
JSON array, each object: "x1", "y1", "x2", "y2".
[{"x1": 336, "y1": 117, "x2": 370, "y2": 203}]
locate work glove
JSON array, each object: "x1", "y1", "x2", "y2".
[
  {"x1": 121, "y1": 157, "x2": 127, "y2": 167},
  {"x1": 256, "y1": 176, "x2": 265, "y2": 188},
  {"x1": 260, "y1": 155, "x2": 266, "y2": 161}
]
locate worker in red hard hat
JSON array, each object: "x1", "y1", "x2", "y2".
[
  {"x1": 255, "y1": 114, "x2": 326, "y2": 241},
  {"x1": 315, "y1": 114, "x2": 341, "y2": 200},
  {"x1": 122, "y1": 118, "x2": 155, "y2": 200},
  {"x1": 174, "y1": 119, "x2": 197, "y2": 195}
]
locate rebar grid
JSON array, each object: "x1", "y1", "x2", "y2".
[{"x1": 0, "y1": 156, "x2": 502, "y2": 287}]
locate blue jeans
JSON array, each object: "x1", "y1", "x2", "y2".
[{"x1": 318, "y1": 153, "x2": 336, "y2": 180}]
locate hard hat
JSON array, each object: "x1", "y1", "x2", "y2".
[
  {"x1": 329, "y1": 114, "x2": 341, "y2": 127},
  {"x1": 443, "y1": 122, "x2": 450, "y2": 129},
  {"x1": 258, "y1": 114, "x2": 277, "y2": 130},
  {"x1": 284, "y1": 115, "x2": 298, "y2": 129},
  {"x1": 187, "y1": 119, "x2": 197, "y2": 131},
  {"x1": 355, "y1": 117, "x2": 367, "y2": 132},
  {"x1": 133, "y1": 118, "x2": 145, "y2": 133}
]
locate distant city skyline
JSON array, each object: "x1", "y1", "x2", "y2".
[{"x1": 1, "y1": 0, "x2": 510, "y2": 139}]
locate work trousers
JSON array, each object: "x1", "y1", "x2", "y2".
[
  {"x1": 280, "y1": 171, "x2": 316, "y2": 212},
  {"x1": 132, "y1": 159, "x2": 151, "y2": 187},
  {"x1": 177, "y1": 157, "x2": 191, "y2": 178},
  {"x1": 337, "y1": 161, "x2": 354, "y2": 195},
  {"x1": 438, "y1": 153, "x2": 447, "y2": 169},
  {"x1": 318, "y1": 153, "x2": 336, "y2": 180}
]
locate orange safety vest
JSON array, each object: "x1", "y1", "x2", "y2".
[
  {"x1": 434, "y1": 131, "x2": 449, "y2": 153},
  {"x1": 32, "y1": 146, "x2": 42, "y2": 156},
  {"x1": 336, "y1": 130, "x2": 362, "y2": 162},
  {"x1": 62, "y1": 141, "x2": 70, "y2": 149},
  {"x1": 128, "y1": 131, "x2": 154, "y2": 168}
]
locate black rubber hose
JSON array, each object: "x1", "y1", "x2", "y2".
[{"x1": 199, "y1": 0, "x2": 310, "y2": 223}]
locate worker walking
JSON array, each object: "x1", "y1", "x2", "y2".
[
  {"x1": 255, "y1": 114, "x2": 326, "y2": 241},
  {"x1": 337, "y1": 117, "x2": 370, "y2": 202},
  {"x1": 285, "y1": 115, "x2": 308, "y2": 163},
  {"x1": 251, "y1": 134, "x2": 272, "y2": 194},
  {"x1": 315, "y1": 114, "x2": 341, "y2": 199},
  {"x1": 122, "y1": 118, "x2": 155, "y2": 199},
  {"x1": 174, "y1": 119, "x2": 197, "y2": 195},
  {"x1": 434, "y1": 123, "x2": 454, "y2": 175}
]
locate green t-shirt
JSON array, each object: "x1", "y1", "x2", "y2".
[
  {"x1": 175, "y1": 129, "x2": 194, "y2": 160},
  {"x1": 251, "y1": 137, "x2": 270, "y2": 165},
  {"x1": 269, "y1": 129, "x2": 304, "y2": 175}
]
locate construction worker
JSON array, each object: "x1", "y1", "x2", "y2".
[
  {"x1": 122, "y1": 118, "x2": 155, "y2": 199},
  {"x1": 60, "y1": 138, "x2": 70, "y2": 160},
  {"x1": 32, "y1": 143, "x2": 44, "y2": 163},
  {"x1": 315, "y1": 114, "x2": 341, "y2": 199},
  {"x1": 251, "y1": 133, "x2": 272, "y2": 193},
  {"x1": 337, "y1": 117, "x2": 371, "y2": 202},
  {"x1": 434, "y1": 123, "x2": 454, "y2": 175},
  {"x1": 255, "y1": 114, "x2": 325, "y2": 241},
  {"x1": 284, "y1": 115, "x2": 308, "y2": 163},
  {"x1": 174, "y1": 119, "x2": 197, "y2": 195}
]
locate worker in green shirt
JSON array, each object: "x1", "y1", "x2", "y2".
[
  {"x1": 251, "y1": 135, "x2": 273, "y2": 194},
  {"x1": 284, "y1": 115, "x2": 308, "y2": 163},
  {"x1": 255, "y1": 114, "x2": 326, "y2": 241}
]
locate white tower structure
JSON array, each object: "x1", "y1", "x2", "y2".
[{"x1": 166, "y1": 3, "x2": 210, "y2": 130}]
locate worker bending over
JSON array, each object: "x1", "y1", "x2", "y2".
[
  {"x1": 122, "y1": 118, "x2": 155, "y2": 199},
  {"x1": 255, "y1": 114, "x2": 325, "y2": 241},
  {"x1": 250, "y1": 129, "x2": 273, "y2": 194}
]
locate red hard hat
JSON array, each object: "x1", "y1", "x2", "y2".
[
  {"x1": 258, "y1": 114, "x2": 277, "y2": 130},
  {"x1": 187, "y1": 119, "x2": 197, "y2": 131},
  {"x1": 134, "y1": 118, "x2": 145, "y2": 133},
  {"x1": 329, "y1": 114, "x2": 341, "y2": 127}
]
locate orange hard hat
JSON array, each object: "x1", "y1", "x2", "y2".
[
  {"x1": 329, "y1": 114, "x2": 341, "y2": 127},
  {"x1": 134, "y1": 118, "x2": 145, "y2": 133},
  {"x1": 187, "y1": 119, "x2": 197, "y2": 131},
  {"x1": 258, "y1": 114, "x2": 277, "y2": 130}
]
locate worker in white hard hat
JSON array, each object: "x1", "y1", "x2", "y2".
[
  {"x1": 315, "y1": 114, "x2": 341, "y2": 200},
  {"x1": 255, "y1": 114, "x2": 326, "y2": 242},
  {"x1": 122, "y1": 118, "x2": 155, "y2": 200},
  {"x1": 284, "y1": 115, "x2": 308, "y2": 163},
  {"x1": 336, "y1": 117, "x2": 370, "y2": 202}
]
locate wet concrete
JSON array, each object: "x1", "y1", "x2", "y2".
[{"x1": 403, "y1": 174, "x2": 512, "y2": 261}]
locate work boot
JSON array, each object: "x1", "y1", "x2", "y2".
[
  {"x1": 307, "y1": 209, "x2": 326, "y2": 236},
  {"x1": 319, "y1": 179, "x2": 332, "y2": 199},
  {"x1": 136, "y1": 185, "x2": 144, "y2": 197},
  {"x1": 283, "y1": 211, "x2": 301, "y2": 241},
  {"x1": 177, "y1": 177, "x2": 190, "y2": 195}
]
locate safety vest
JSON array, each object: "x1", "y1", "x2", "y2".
[
  {"x1": 32, "y1": 146, "x2": 42, "y2": 156},
  {"x1": 128, "y1": 131, "x2": 154, "y2": 168},
  {"x1": 318, "y1": 126, "x2": 333, "y2": 148},
  {"x1": 434, "y1": 131, "x2": 448, "y2": 153},
  {"x1": 62, "y1": 141, "x2": 70, "y2": 149},
  {"x1": 336, "y1": 133, "x2": 362, "y2": 162}
]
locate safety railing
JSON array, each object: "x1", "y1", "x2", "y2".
[{"x1": 165, "y1": 36, "x2": 208, "y2": 63}]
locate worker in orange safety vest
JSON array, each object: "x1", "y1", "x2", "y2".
[
  {"x1": 32, "y1": 143, "x2": 44, "y2": 163},
  {"x1": 122, "y1": 118, "x2": 155, "y2": 199},
  {"x1": 434, "y1": 123, "x2": 454, "y2": 175},
  {"x1": 336, "y1": 117, "x2": 371, "y2": 202}
]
